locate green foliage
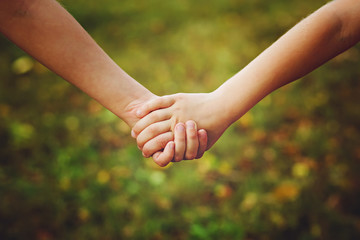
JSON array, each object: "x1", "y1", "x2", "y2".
[{"x1": 1, "y1": 0, "x2": 360, "y2": 239}]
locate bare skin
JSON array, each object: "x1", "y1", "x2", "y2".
[
  {"x1": 132, "y1": 0, "x2": 360, "y2": 165},
  {"x1": 0, "y1": 0, "x2": 207, "y2": 166},
  {"x1": 133, "y1": 92, "x2": 228, "y2": 153}
]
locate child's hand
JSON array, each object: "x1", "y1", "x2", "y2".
[
  {"x1": 140, "y1": 121, "x2": 208, "y2": 167},
  {"x1": 132, "y1": 92, "x2": 232, "y2": 161}
]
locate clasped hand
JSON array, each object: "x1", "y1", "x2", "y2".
[{"x1": 131, "y1": 92, "x2": 231, "y2": 167}]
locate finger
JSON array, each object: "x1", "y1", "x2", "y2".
[
  {"x1": 142, "y1": 131, "x2": 174, "y2": 158},
  {"x1": 184, "y1": 120, "x2": 199, "y2": 160},
  {"x1": 132, "y1": 109, "x2": 171, "y2": 137},
  {"x1": 152, "y1": 141, "x2": 175, "y2": 167},
  {"x1": 136, "y1": 120, "x2": 172, "y2": 149},
  {"x1": 173, "y1": 123, "x2": 186, "y2": 162},
  {"x1": 136, "y1": 96, "x2": 175, "y2": 118},
  {"x1": 196, "y1": 129, "x2": 208, "y2": 159}
]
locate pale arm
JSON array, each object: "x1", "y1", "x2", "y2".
[
  {"x1": 216, "y1": 0, "x2": 360, "y2": 125},
  {"x1": 0, "y1": 0, "x2": 207, "y2": 165},
  {"x1": 133, "y1": 0, "x2": 360, "y2": 158},
  {"x1": 0, "y1": 0, "x2": 153, "y2": 127}
]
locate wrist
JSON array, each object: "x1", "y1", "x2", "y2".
[
  {"x1": 213, "y1": 68, "x2": 269, "y2": 126},
  {"x1": 211, "y1": 87, "x2": 239, "y2": 127},
  {"x1": 115, "y1": 89, "x2": 156, "y2": 128},
  {"x1": 95, "y1": 92, "x2": 155, "y2": 128},
  {"x1": 85, "y1": 66, "x2": 155, "y2": 128}
]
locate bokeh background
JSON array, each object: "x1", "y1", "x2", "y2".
[{"x1": 1, "y1": 0, "x2": 360, "y2": 239}]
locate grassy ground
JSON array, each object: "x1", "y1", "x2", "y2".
[{"x1": 1, "y1": 0, "x2": 360, "y2": 239}]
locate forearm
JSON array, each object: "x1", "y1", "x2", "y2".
[
  {"x1": 215, "y1": 0, "x2": 360, "y2": 124},
  {"x1": 0, "y1": 0, "x2": 152, "y2": 125}
]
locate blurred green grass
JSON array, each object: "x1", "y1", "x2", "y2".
[{"x1": 1, "y1": 0, "x2": 360, "y2": 239}]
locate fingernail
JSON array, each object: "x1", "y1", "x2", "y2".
[
  {"x1": 186, "y1": 121, "x2": 195, "y2": 129},
  {"x1": 176, "y1": 124, "x2": 185, "y2": 132},
  {"x1": 131, "y1": 129, "x2": 136, "y2": 138},
  {"x1": 136, "y1": 110, "x2": 142, "y2": 117}
]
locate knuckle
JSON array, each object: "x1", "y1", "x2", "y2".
[
  {"x1": 188, "y1": 131, "x2": 197, "y2": 140},
  {"x1": 136, "y1": 138, "x2": 145, "y2": 149},
  {"x1": 161, "y1": 97, "x2": 169, "y2": 104},
  {"x1": 155, "y1": 159, "x2": 167, "y2": 167},
  {"x1": 148, "y1": 112, "x2": 157, "y2": 122},
  {"x1": 132, "y1": 125, "x2": 139, "y2": 134},
  {"x1": 156, "y1": 97, "x2": 173, "y2": 108},
  {"x1": 175, "y1": 93, "x2": 185, "y2": 100},
  {"x1": 147, "y1": 125, "x2": 156, "y2": 135},
  {"x1": 185, "y1": 154, "x2": 196, "y2": 160},
  {"x1": 196, "y1": 151, "x2": 205, "y2": 159},
  {"x1": 166, "y1": 97, "x2": 175, "y2": 106},
  {"x1": 142, "y1": 147, "x2": 151, "y2": 158},
  {"x1": 154, "y1": 99, "x2": 163, "y2": 107},
  {"x1": 150, "y1": 111, "x2": 163, "y2": 122},
  {"x1": 132, "y1": 129, "x2": 139, "y2": 136},
  {"x1": 157, "y1": 136, "x2": 169, "y2": 149},
  {"x1": 174, "y1": 155, "x2": 182, "y2": 162}
]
